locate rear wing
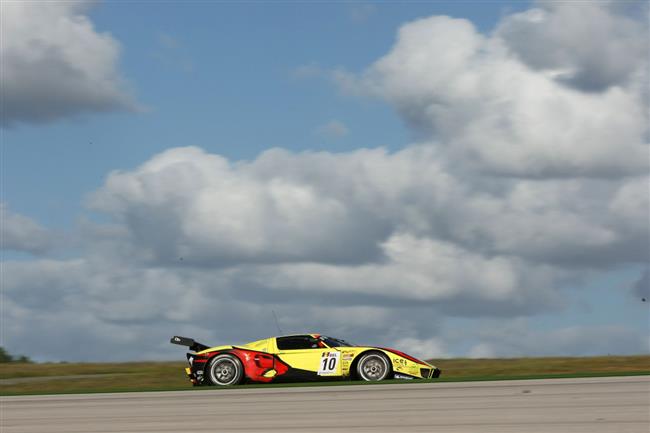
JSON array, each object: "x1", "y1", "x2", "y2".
[{"x1": 170, "y1": 336, "x2": 210, "y2": 352}]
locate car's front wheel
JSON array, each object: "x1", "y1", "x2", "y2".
[
  {"x1": 357, "y1": 352, "x2": 391, "y2": 381},
  {"x1": 206, "y1": 353, "x2": 244, "y2": 386}
]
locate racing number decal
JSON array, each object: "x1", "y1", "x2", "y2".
[{"x1": 318, "y1": 352, "x2": 340, "y2": 376}]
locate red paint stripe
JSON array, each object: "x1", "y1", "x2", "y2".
[{"x1": 380, "y1": 348, "x2": 428, "y2": 365}]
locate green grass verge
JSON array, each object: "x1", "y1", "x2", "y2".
[{"x1": 1, "y1": 355, "x2": 648, "y2": 396}]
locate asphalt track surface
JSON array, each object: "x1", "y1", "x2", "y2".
[{"x1": 2, "y1": 376, "x2": 648, "y2": 432}]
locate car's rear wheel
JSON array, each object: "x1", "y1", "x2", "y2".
[
  {"x1": 206, "y1": 353, "x2": 243, "y2": 386},
  {"x1": 357, "y1": 352, "x2": 391, "y2": 381}
]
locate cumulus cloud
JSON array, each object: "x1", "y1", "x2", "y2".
[
  {"x1": 0, "y1": 145, "x2": 551, "y2": 359},
  {"x1": 2, "y1": 257, "x2": 445, "y2": 361},
  {"x1": 1, "y1": 204, "x2": 52, "y2": 254},
  {"x1": 88, "y1": 146, "x2": 648, "y2": 271},
  {"x1": 234, "y1": 233, "x2": 561, "y2": 316},
  {"x1": 3, "y1": 3, "x2": 649, "y2": 361},
  {"x1": 465, "y1": 321, "x2": 649, "y2": 358},
  {"x1": 343, "y1": 7, "x2": 648, "y2": 178},
  {"x1": 497, "y1": 1, "x2": 648, "y2": 92},
  {"x1": 392, "y1": 337, "x2": 448, "y2": 359},
  {"x1": 447, "y1": 177, "x2": 650, "y2": 267},
  {"x1": 3, "y1": 257, "x2": 246, "y2": 361},
  {"x1": 88, "y1": 147, "x2": 394, "y2": 266},
  {"x1": 1, "y1": 1, "x2": 137, "y2": 126}
]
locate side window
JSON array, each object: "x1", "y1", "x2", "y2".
[{"x1": 277, "y1": 336, "x2": 321, "y2": 350}]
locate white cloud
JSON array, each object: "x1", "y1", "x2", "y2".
[
  {"x1": 444, "y1": 177, "x2": 650, "y2": 267},
  {"x1": 88, "y1": 145, "x2": 648, "y2": 271},
  {"x1": 609, "y1": 176, "x2": 650, "y2": 236},
  {"x1": 88, "y1": 146, "x2": 393, "y2": 266},
  {"x1": 1, "y1": 204, "x2": 52, "y2": 254},
  {"x1": 393, "y1": 337, "x2": 449, "y2": 359},
  {"x1": 468, "y1": 343, "x2": 497, "y2": 359},
  {"x1": 1, "y1": 1, "x2": 137, "y2": 126},
  {"x1": 465, "y1": 321, "x2": 649, "y2": 358},
  {"x1": 3, "y1": 257, "x2": 242, "y2": 361},
  {"x1": 497, "y1": 1, "x2": 648, "y2": 91},
  {"x1": 237, "y1": 233, "x2": 561, "y2": 315},
  {"x1": 2, "y1": 257, "x2": 445, "y2": 361},
  {"x1": 3, "y1": 3, "x2": 649, "y2": 361},
  {"x1": 344, "y1": 12, "x2": 648, "y2": 178}
]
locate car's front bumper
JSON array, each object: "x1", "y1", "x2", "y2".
[
  {"x1": 394, "y1": 367, "x2": 441, "y2": 380},
  {"x1": 421, "y1": 367, "x2": 441, "y2": 378}
]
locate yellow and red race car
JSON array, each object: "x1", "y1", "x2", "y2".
[{"x1": 170, "y1": 333, "x2": 440, "y2": 386}]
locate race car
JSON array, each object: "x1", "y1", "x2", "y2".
[{"x1": 170, "y1": 333, "x2": 441, "y2": 386}]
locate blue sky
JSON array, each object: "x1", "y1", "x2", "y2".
[
  {"x1": 2, "y1": 0, "x2": 648, "y2": 361},
  {"x1": 5, "y1": 1, "x2": 530, "y2": 226}
]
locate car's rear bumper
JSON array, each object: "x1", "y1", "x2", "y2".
[
  {"x1": 185, "y1": 367, "x2": 196, "y2": 384},
  {"x1": 186, "y1": 353, "x2": 209, "y2": 385}
]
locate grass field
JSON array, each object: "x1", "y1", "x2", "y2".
[{"x1": 1, "y1": 355, "x2": 648, "y2": 396}]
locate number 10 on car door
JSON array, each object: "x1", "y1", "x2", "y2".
[{"x1": 318, "y1": 351, "x2": 340, "y2": 375}]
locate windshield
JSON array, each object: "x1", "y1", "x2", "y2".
[{"x1": 320, "y1": 336, "x2": 355, "y2": 348}]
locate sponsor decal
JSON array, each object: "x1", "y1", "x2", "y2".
[
  {"x1": 393, "y1": 373, "x2": 414, "y2": 380},
  {"x1": 318, "y1": 351, "x2": 340, "y2": 376}
]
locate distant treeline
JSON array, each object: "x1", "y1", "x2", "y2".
[{"x1": 0, "y1": 347, "x2": 32, "y2": 363}]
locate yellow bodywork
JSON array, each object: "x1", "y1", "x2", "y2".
[{"x1": 194, "y1": 334, "x2": 438, "y2": 380}]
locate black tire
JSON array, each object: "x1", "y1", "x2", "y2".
[
  {"x1": 206, "y1": 353, "x2": 244, "y2": 386},
  {"x1": 356, "y1": 352, "x2": 391, "y2": 382}
]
